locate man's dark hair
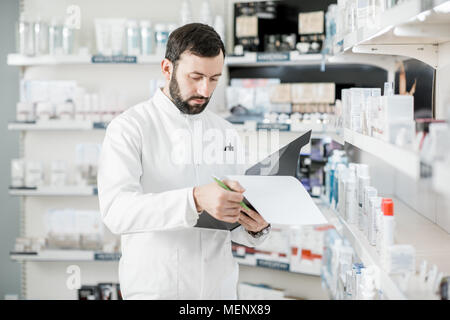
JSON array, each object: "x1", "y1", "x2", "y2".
[{"x1": 165, "y1": 23, "x2": 225, "y2": 65}]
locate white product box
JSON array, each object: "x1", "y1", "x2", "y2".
[
  {"x1": 373, "y1": 95, "x2": 414, "y2": 143},
  {"x1": 16, "y1": 102, "x2": 35, "y2": 122},
  {"x1": 383, "y1": 245, "x2": 415, "y2": 274}
]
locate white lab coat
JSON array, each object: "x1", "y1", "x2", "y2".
[{"x1": 97, "y1": 88, "x2": 269, "y2": 300}]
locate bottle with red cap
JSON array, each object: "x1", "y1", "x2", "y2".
[{"x1": 381, "y1": 198, "x2": 395, "y2": 253}]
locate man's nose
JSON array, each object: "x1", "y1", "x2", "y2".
[{"x1": 197, "y1": 78, "x2": 212, "y2": 98}]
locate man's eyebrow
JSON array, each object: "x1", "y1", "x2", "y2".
[{"x1": 190, "y1": 71, "x2": 222, "y2": 77}]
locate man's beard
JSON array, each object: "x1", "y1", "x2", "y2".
[{"x1": 169, "y1": 71, "x2": 211, "y2": 115}]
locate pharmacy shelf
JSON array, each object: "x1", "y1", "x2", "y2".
[
  {"x1": 336, "y1": 0, "x2": 450, "y2": 69},
  {"x1": 10, "y1": 250, "x2": 121, "y2": 262},
  {"x1": 9, "y1": 250, "x2": 320, "y2": 277},
  {"x1": 233, "y1": 255, "x2": 321, "y2": 277},
  {"x1": 225, "y1": 52, "x2": 326, "y2": 67},
  {"x1": 8, "y1": 121, "x2": 108, "y2": 131},
  {"x1": 9, "y1": 186, "x2": 97, "y2": 196},
  {"x1": 7, "y1": 53, "x2": 164, "y2": 66},
  {"x1": 317, "y1": 196, "x2": 450, "y2": 300},
  {"x1": 433, "y1": 160, "x2": 450, "y2": 197},
  {"x1": 343, "y1": 129, "x2": 420, "y2": 180},
  {"x1": 317, "y1": 199, "x2": 407, "y2": 300}
]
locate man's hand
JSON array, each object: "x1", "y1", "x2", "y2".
[
  {"x1": 193, "y1": 180, "x2": 246, "y2": 223},
  {"x1": 238, "y1": 207, "x2": 269, "y2": 233}
]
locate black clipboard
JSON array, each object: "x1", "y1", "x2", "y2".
[{"x1": 194, "y1": 130, "x2": 312, "y2": 231}]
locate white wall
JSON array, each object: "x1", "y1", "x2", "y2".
[{"x1": 0, "y1": 0, "x2": 21, "y2": 300}]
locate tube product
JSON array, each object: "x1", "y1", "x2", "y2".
[{"x1": 381, "y1": 198, "x2": 395, "y2": 252}]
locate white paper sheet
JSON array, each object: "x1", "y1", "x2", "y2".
[{"x1": 227, "y1": 175, "x2": 328, "y2": 227}]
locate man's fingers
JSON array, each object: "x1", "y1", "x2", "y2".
[
  {"x1": 224, "y1": 190, "x2": 244, "y2": 203},
  {"x1": 223, "y1": 207, "x2": 240, "y2": 216},
  {"x1": 222, "y1": 215, "x2": 240, "y2": 223},
  {"x1": 223, "y1": 179, "x2": 245, "y2": 193},
  {"x1": 242, "y1": 207, "x2": 264, "y2": 223},
  {"x1": 238, "y1": 213, "x2": 258, "y2": 230}
]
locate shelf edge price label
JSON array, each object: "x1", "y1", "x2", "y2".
[
  {"x1": 91, "y1": 55, "x2": 137, "y2": 64},
  {"x1": 256, "y1": 52, "x2": 290, "y2": 63}
]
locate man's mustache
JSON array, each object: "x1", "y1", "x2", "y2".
[{"x1": 189, "y1": 96, "x2": 209, "y2": 101}]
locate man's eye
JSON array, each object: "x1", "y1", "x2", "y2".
[{"x1": 211, "y1": 78, "x2": 219, "y2": 82}]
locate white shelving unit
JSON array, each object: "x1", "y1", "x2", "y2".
[
  {"x1": 8, "y1": 0, "x2": 449, "y2": 300},
  {"x1": 9, "y1": 249, "x2": 320, "y2": 276},
  {"x1": 334, "y1": 0, "x2": 450, "y2": 119},
  {"x1": 317, "y1": 196, "x2": 450, "y2": 299},
  {"x1": 225, "y1": 51, "x2": 326, "y2": 67},
  {"x1": 234, "y1": 256, "x2": 321, "y2": 276},
  {"x1": 7, "y1": 53, "x2": 164, "y2": 66},
  {"x1": 8, "y1": 121, "x2": 108, "y2": 131},
  {"x1": 337, "y1": 1, "x2": 450, "y2": 66},
  {"x1": 10, "y1": 250, "x2": 121, "y2": 262},
  {"x1": 9, "y1": 186, "x2": 97, "y2": 196},
  {"x1": 343, "y1": 129, "x2": 420, "y2": 180}
]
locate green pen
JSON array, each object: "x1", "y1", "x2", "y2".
[{"x1": 212, "y1": 176, "x2": 251, "y2": 211}]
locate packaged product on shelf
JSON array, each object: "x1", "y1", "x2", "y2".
[
  {"x1": 364, "y1": 187, "x2": 378, "y2": 242},
  {"x1": 341, "y1": 89, "x2": 350, "y2": 129},
  {"x1": 360, "y1": 88, "x2": 372, "y2": 135},
  {"x1": 368, "y1": 196, "x2": 381, "y2": 246},
  {"x1": 337, "y1": 165, "x2": 349, "y2": 216},
  {"x1": 49, "y1": 17, "x2": 64, "y2": 55},
  {"x1": 356, "y1": 0, "x2": 369, "y2": 29},
  {"x1": 372, "y1": 95, "x2": 414, "y2": 144},
  {"x1": 349, "y1": 88, "x2": 363, "y2": 133},
  {"x1": 75, "y1": 143, "x2": 101, "y2": 186},
  {"x1": 154, "y1": 23, "x2": 169, "y2": 56},
  {"x1": 30, "y1": 237, "x2": 47, "y2": 252},
  {"x1": 17, "y1": 14, "x2": 35, "y2": 56},
  {"x1": 95, "y1": 18, "x2": 112, "y2": 56},
  {"x1": 126, "y1": 20, "x2": 141, "y2": 56},
  {"x1": 45, "y1": 209, "x2": 104, "y2": 250},
  {"x1": 77, "y1": 210, "x2": 104, "y2": 250},
  {"x1": 380, "y1": 198, "x2": 395, "y2": 255},
  {"x1": 140, "y1": 20, "x2": 153, "y2": 55},
  {"x1": 55, "y1": 100, "x2": 74, "y2": 120},
  {"x1": 78, "y1": 286, "x2": 100, "y2": 300},
  {"x1": 298, "y1": 11, "x2": 325, "y2": 54},
  {"x1": 345, "y1": 166, "x2": 358, "y2": 224},
  {"x1": 110, "y1": 19, "x2": 126, "y2": 55},
  {"x1": 35, "y1": 101, "x2": 53, "y2": 121},
  {"x1": 46, "y1": 209, "x2": 80, "y2": 249},
  {"x1": 25, "y1": 160, "x2": 44, "y2": 188},
  {"x1": 98, "y1": 283, "x2": 120, "y2": 300},
  {"x1": 14, "y1": 238, "x2": 32, "y2": 252},
  {"x1": 383, "y1": 81, "x2": 394, "y2": 96},
  {"x1": 356, "y1": 164, "x2": 370, "y2": 234},
  {"x1": 33, "y1": 18, "x2": 49, "y2": 56},
  {"x1": 50, "y1": 160, "x2": 68, "y2": 187},
  {"x1": 62, "y1": 23, "x2": 75, "y2": 55},
  {"x1": 10, "y1": 158, "x2": 26, "y2": 188},
  {"x1": 383, "y1": 244, "x2": 415, "y2": 275},
  {"x1": 16, "y1": 101, "x2": 35, "y2": 122}
]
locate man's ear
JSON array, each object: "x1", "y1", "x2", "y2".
[{"x1": 161, "y1": 58, "x2": 173, "y2": 81}]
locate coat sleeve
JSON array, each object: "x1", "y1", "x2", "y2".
[
  {"x1": 97, "y1": 116, "x2": 199, "y2": 235},
  {"x1": 230, "y1": 225, "x2": 271, "y2": 247}
]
